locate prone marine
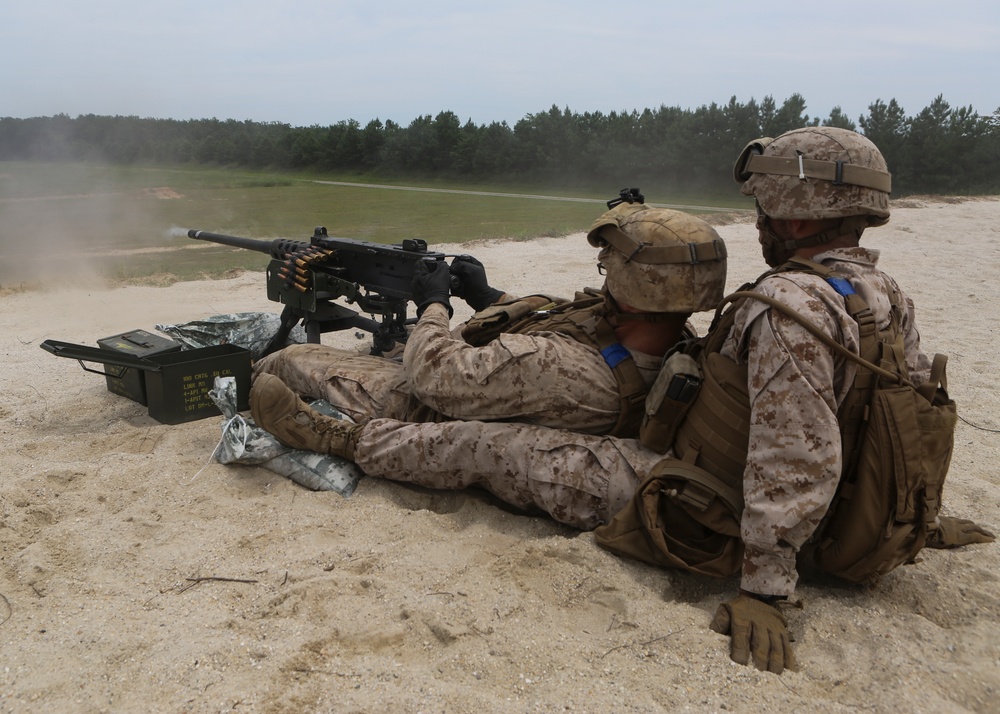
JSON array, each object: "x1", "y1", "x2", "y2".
[{"x1": 252, "y1": 199, "x2": 727, "y2": 438}]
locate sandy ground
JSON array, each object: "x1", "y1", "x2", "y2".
[{"x1": 1, "y1": 197, "x2": 998, "y2": 713}]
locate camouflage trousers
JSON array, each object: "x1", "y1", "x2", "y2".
[
  {"x1": 253, "y1": 344, "x2": 445, "y2": 425},
  {"x1": 352, "y1": 418, "x2": 656, "y2": 530},
  {"x1": 253, "y1": 337, "x2": 628, "y2": 433}
]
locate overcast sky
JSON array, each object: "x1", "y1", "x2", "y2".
[{"x1": 2, "y1": 1, "x2": 997, "y2": 129}]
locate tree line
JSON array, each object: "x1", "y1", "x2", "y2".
[{"x1": 2, "y1": 94, "x2": 998, "y2": 196}]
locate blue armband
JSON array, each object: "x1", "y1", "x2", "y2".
[
  {"x1": 825, "y1": 277, "x2": 856, "y2": 296},
  {"x1": 601, "y1": 343, "x2": 631, "y2": 369}
]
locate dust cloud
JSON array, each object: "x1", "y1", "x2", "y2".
[{"x1": 0, "y1": 166, "x2": 185, "y2": 289}]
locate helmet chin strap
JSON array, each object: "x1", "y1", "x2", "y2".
[{"x1": 759, "y1": 215, "x2": 869, "y2": 268}]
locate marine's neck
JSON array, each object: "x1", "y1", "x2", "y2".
[{"x1": 616, "y1": 317, "x2": 688, "y2": 357}]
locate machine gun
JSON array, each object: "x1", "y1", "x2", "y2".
[{"x1": 188, "y1": 227, "x2": 453, "y2": 358}]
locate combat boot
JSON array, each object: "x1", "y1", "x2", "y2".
[{"x1": 250, "y1": 373, "x2": 361, "y2": 460}]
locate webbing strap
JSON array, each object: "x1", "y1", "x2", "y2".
[
  {"x1": 654, "y1": 462, "x2": 744, "y2": 515},
  {"x1": 503, "y1": 295, "x2": 603, "y2": 336},
  {"x1": 745, "y1": 153, "x2": 892, "y2": 193},
  {"x1": 597, "y1": 226, "x2": 728, "y2": 265},
  {"x1": 595, "y1": 315, "x2": 648, "y2": 438},
  {"x1": 916, "y1": 353, "x2": 949, "y2": 402},
  {"x1": 601, "y1": 343, "x2": 631, "y2": 369},
  {"x1": 783, "y1": 257, "x2": 878, "y2": 344},
  {"x1": 826, "y1": 277, "x2": 855, "y2": 296},
  {"x1": 595, "y1": 318, "x2": 645, "y2": 400},
  {"x1": 722, "y1": 290, "x2": 912, "y2": 387}
]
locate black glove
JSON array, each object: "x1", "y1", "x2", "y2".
[
  {"x1": 450, "y1": 255, "x2": 504, "y2": 312},
  {"x1": 412, "y1": 259, "x2": 453, "y2": 318},
  {"x1": 709, "y1": 592, "x2": 796, "y2": 674},
  {"x1": 925, "y1": 516, "x2": 996, "y2": 549}
]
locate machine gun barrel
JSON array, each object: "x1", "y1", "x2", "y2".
[{"x1": 187, "y1": 229, "x2": 307, "y2": 260}]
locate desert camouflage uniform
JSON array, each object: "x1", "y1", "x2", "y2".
[
  {"x1": 254, "y1": 302, "x2": 662, "y2": 434},
  {"x1": 348, "y1": 247, "x2": 932, "y2": 597},
  {"x1": 725, "y1": 246, "x2": 930, "y2": 596},
  {"x1": 352, "y1": 416, "x2": 652, "y2": 530}
]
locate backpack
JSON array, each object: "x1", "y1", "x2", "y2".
[{"x1": 594, "y1": 258, "x2": 957, "y2": 583}]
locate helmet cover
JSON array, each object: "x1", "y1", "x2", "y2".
[
  {"x1": 737, "y1": 127, "x2": 891, "y2": 226},
  {"x1": 587, "y1": 205, "x2": 727, "y2": 313}
]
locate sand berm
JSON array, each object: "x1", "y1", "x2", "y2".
[{"x1": 1, "y1": 197, "x2": 998, "y2": 713}]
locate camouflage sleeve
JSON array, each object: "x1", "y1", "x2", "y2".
[
  {"x1": 875, "y1": 272, "x2": 932, "y2": 385},
  {"x1": 735, "y1": 279, "x2": 848, "y2": 597},
  {"x1": 401, "y1": 303, "x2": 622, "y2": 433},
  {"x1": 900, "y1": 292, "x2": 933, "y2": 386}
]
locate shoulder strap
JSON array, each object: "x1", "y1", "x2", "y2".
[
  {"x1": 504, "y1": 294, "x2": 604, "y2": 335},
  {"x1": 917, "y1": 353, "x2": 948, "y2": 402},
  {"x1": 720, "y1": 259, "x2": 916, "y2": 389},
  {"x1": 595, "y1": 315, "x2": 649, "y2": 438},
  {"x1": 723, "y1": 290, "x2": 911, "y2": 385}
]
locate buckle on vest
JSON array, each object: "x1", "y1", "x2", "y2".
[{"x1": 676, "y1": 482, "x2": 714, "y2": 511}]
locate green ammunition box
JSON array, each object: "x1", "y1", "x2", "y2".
[
  {"x1": 97, "y1": 330, "x2": 182, "y2": 405},
  {"x1": 41, "y1": 339, "x2": 252, "y2": 425},
  {"x1": 142, "y1": 344, "x2": 251, "y2": 425}
]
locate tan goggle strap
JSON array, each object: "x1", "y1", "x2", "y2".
[
  {"x1": 744, "y1": 153, "x2": 892, "y2": 193},
  {"x1": 597, "y1": 225, "x2": 728, "y2": 265}
]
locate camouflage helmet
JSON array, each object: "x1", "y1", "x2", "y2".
[
  {"x1": 734, "y1": 127, "x2": 892, "y2": 226},
  {"x1": 586, "y1": 205, "x2": 727, "y2": 313}
]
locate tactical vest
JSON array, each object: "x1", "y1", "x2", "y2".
[
  {"x1": 461, "y1": 291, "x2": 651, "y2": 438},
  {"x1": 595, "y1": 258, "x2": 956, "y2": 583}
]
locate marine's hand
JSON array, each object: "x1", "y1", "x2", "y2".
[
  {"x1": 412, "y1": 259, "x2": 453, "y2": 317},
  {"x1": 709, "y1": 593, "x2": 795, "y2": 674},
  {"x1": 450, "y1": 255, "x2": 504, "y2": 312},
  {"x1": 925, "y1": 516, "x2": 996, "y2": 549}
]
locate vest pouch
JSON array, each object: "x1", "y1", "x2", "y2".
[
  {"x1": 460, "y1": 295, "x2": 565, "y2": 347},
  {"x1": 670, "y1": 352, "x2": 751, "y2": 481},
  {"x1": 639, "y1": 352, "x2": 702, "y2": 453},
  {"x1": 594, "y1": 459, "x2": 743, "y2": 579}
]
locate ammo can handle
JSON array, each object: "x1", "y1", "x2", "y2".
[{"x1": 39, "y1": 339, "x2": 163, "y2": 373}]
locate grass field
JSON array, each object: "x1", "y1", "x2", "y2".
[{"x1": 0, "y1": 162, "x2": 750, "y2": 286}]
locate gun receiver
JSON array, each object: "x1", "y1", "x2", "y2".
[{"x1": 188, "y1": 227, "x2": 448, "y2": 358}]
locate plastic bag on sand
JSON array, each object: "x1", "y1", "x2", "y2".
[
  {"x1": 208, "y1": 376, "x2": 363, "y2": 496},
  {"x1": 156, "y1": 312, "x2": 306, "y2": 361}
]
